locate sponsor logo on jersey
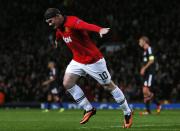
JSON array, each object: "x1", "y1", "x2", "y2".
[{"x1": 63, "y1": 36, "x2": 72, "y2": 44}]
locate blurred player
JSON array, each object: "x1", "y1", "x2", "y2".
[
  {"x1": 138, "y1": 36, "x2": 161, "y2": 115},
  {"x1": 42, "y1": 61, "x2": 64, "y2": 112},
  {"x1": 44, "y1": 8, "x2": 133, "y2": 128}
]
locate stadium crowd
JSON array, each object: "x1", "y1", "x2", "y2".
[{"x1": 0, "y1": 0, "x2": 180, "y2": 104}]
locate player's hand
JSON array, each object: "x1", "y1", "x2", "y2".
[
  {"x1": 99, "y1": 28, "x2": 110, "y2": 38},
  {"x1": 42, "y1": 81, "x2": 48, "y2": 86},
  {"x1": 54, "y1": 40, "x2": 58, "y2": 48},
  {"x1": 140, "y1": 67, "x2": 146, "y2": 76}
]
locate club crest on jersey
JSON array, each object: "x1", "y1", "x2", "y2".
[{"x1": 63, "y1": 36, "x2": 72, "y2": 44}]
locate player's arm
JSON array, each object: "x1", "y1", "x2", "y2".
[
  {"x1": 140, "y1": 48, "x2": 155, "y2": 75},
  {"x1": 52, "y1": 31, "x2": 63, "y2": 48},
  {"x1": 72, "y1": 17, "x2": 110, "y2": 37},
  {"x1": 142, "y1": 57, "x2": 154, "y2": 69},
  {"x1": 42, "y1": 73, "x2": 56, "y2": 86},
  {"x1": 52, "y1": 40, "x2": 58, "y2": 48},
  {"x1": 42, "y1": 78, "x2": 55, "y2": 86},
  {"x1": 140, "y1": 58, "x2": 154, "y2": 76}
]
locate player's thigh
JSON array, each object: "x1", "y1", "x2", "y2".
[
  {"x1": 84, "y1": 58, "x2": 111, "y2": 85},
  {"x1": 47, "y1": 93, "x2": 52, "y2": 101},
  {"x1": 65, "y1": 60, "x2": 86, "y2": 76},
  {"x1": 53, "y1": 94, "x2": 60, "y2": 102},
  {"x1": 143, "y1": 73, "x2": 154, "y2": 87},
  {"x1": 64, "y1": 60, "x2": 85, "y2": 88},
  {"x1": 143, "y1": 86, "x2": 150, "y2": 94},
  {"x1": 143, "y1": 73, "x2": 154, "y2": 94},
  {"x1": 63, "y1": 73, "x2": 80, "y2": 89}
]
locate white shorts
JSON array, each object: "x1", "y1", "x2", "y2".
[
  {"x1": 65, "y1": 58, "x2": 111, "y2": 85},
  {"x1": 51, "y1": 88, "x2": 58, "y2": 94}
]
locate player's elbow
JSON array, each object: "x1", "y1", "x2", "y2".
[{"x1": 150, "y1": 60, "x2": 154, "y2": 64}]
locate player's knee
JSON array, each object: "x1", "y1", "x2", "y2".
[
  {"x1": 54, "y1": 96, "x2": 59, "y2": 102},
  {"x1": 63, "y1": 81, "x2": 69, "y2": 89},
  {"x1": 102, "y1": 81, "x2": 116, "y2": 91},
  {"x1": 143, "y1": 86, "x2": 149, "y2": 93},
  {"x1": 63, "y1": 80, "x2": 74, "y2": 89},
  {"x1": 143, "y1": 86, "x2": 152, "y2": 97},
  {"x1": 47, "y1": 95, "x2": 52, "y2": 101},
  {"x1": 102, "y1": 84, "x2": 109, "y2": 90}
]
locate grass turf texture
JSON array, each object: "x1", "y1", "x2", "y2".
[{"x1": 0, "y1": 109, "x2": 179, "y2": 131}]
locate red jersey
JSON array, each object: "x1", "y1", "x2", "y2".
[{"x1": 56, "y1": 16, "x2": 103, "y2": 64}]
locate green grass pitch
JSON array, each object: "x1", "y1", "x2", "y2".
[{"x1": 0, "y1": 109, "x2": 179, "y2": 131}]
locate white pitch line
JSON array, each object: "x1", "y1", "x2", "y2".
[
  {"x1": 77, "y1": 127, "x2": 107, "y2": 130},
  {"x1": 77, "y1": 124, "x2": 180, "y2": 130},
  {"x1": 111, "y1": 124, "x2": 180, "y2": 128}
]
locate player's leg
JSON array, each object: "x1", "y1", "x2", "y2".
[
  {"x1": 152, "y1": 93, "x2": 161, "y2": 114},
  {"x1": 51, "y1": 86, "x2": 65, "y2": 112},
  {"x1": 103, "y1": 81, "x2": 133, "y2": 128},
  {"x1": 143, "y1": 86, "x2": 153, "y2": 114},
  {"x1": 149, "y1": 76, "x2": 161, "y2": 114},
  {"x1": 43, "y1": 93, "x2": 52, "y2": 112},
  {"x1": 144, "y1": 73, "x2": 162, "y2": 114},
  {"x1": 64, "y1": 73, "x2": 95, "y2": 124},
  {"x1": 142, "y1": 74, "x2": 154, "y2": 114},
  {"x1": 53, "y1": 94, "x2": 64, "y2": 112},
  {"x1": 104, "y1": 81, "x2": 133, "y2": 128},
  {"x1": 84, "y1": 58, "x2": 132, "y2": 128},
  {"x1": 64, "y1": 60, "x2": 95, "y2": 124}
]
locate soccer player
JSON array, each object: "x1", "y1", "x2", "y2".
[
  {"x1": 42, "y1": 61, "x2": 64, "y2": 112},
  {"x1": 44, "y1": 8, "x2": 133, "y2": 128},
  {"x1": 138, "y1": 36, "x2": 161, "y2": 115}
]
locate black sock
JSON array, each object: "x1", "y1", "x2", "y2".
[
  {"x1": 47, "y1": 101, "x2": 51, "y2": 110},
  {"x1": 55, "y1": 99, "x2": 63, "y2": 109},
  {"x1": 145, "y1": 100, "x2": 151, "y2": 113},
  {"x1": 153, "y1": 98, "x2": 160, "y2": 106},
  {"x1": 59, "y1": 102, "x2": 64, "y2": 108}
]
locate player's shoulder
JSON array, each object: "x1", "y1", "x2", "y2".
[
  {"x1": 147, "y1": 46, "x2": 154, "y2": 54},
  {"x1": 67, "y1": 16, "x2": 79, "y2": 20},
  {"x1": 65, "y1": 16, "x2": 81, "y2": 26}
]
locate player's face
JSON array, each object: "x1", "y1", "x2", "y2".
[
  {"x1": 48, "y1": 62, "x2": 54, "y2": 69},
  {"x1": 48, "y1": 63, "x2": 51, "y2": 69},
  {"x1": 46, "y1": 15, "x2": 63, "y2": 29},
  {"x1": 139, "y1": 39, "x2": 145, "y2": 48}
]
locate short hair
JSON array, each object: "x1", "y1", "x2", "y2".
[
  {"x1": 48, "y1": 61, "x2": 55, "y2": 66},
  {"x1": 139, "y1": 36, "x2": 150, "y2": 44},
  {"x1": 44, "y1": 8, "x2": 61, "y2": 20}
]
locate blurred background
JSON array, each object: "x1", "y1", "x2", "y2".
[{"x1": 0, "y1": 0, "x2": 180, "y2": 108}]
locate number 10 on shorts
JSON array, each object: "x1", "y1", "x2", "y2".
[{"x1": 99, "y1": 71, "x2": 108, "y2": 80}]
